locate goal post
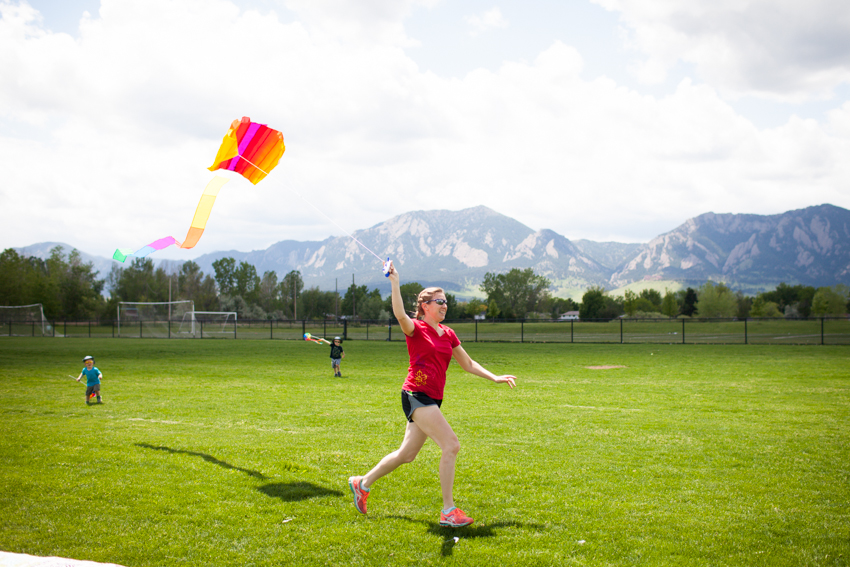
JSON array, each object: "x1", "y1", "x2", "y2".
[
  {"x1": 117, "y1": 301, "x2": 194, "y2": 338},
  {"x1": 0, "y1": 304, "x2": 48, "y2": 336},
  {"x1": 177, "y1": 311, "x2": 237, "y2": 338}
]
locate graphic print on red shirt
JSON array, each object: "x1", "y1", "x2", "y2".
[{"x1": 402, "y1": 319, "x2": 461, "y2": 400}]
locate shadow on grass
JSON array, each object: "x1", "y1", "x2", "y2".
[
  {"x1": 257, "y1": 482, "x2": 343, "y2": 502},
  {"x1": 386, "y1": 515, "x2": 542, "y2": 557},
  {"x1": 135, "y1": 443, "x2": 267, "y2": 479}
]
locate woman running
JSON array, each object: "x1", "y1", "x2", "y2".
[{"x1": 348, "y1": 261, "x2": 516, "y2": 527}]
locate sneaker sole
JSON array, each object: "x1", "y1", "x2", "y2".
[{"x1": 440, "y1": 520, "x2": 474, "y2": 527}]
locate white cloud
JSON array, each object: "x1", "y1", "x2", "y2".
[
  {"x1": 0, "y1": 0, "x2": 848, "y2": 270},
  {"x1": 593, "y1": 0, "x2": 850, "y2": 101},
  {"x1": 464, "y1": 7, "x2": 508, "y2": 37}
]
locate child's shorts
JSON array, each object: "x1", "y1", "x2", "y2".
[
  {"x1": 331, "y1": 358, "x2": 342, "y2": 367},
  {"x1": 401, "y1": 390, "x2": 442, "y2": 423},
  {"x1": 85, "y1": 384, "x2": 101, "y2": 398}
]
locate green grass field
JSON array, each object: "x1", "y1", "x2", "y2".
[{"x1": 0, "y1": 338, "x2": 848, "y2": 566}]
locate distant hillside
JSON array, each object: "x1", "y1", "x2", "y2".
[
  {"x1": 609, "y1": 204, "x2": 850, "y2": 292},
  {"x1": 12, "y1": 204, "x2": 850, "y2": 298}
]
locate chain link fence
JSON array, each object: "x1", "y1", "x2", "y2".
[{"x1": 2, "y1": 317, "x2": 849, "y2": 345}]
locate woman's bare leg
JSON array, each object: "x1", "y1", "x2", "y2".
[
  {"x1": 405, "y1": 405, "x2": 460, "y2": 510},
  {"x1": 361, "y1": 420, "x2": 428, "y2": 488}
]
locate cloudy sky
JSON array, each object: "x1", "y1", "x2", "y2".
[{"x1": 2, "y1": 0, "x2": 849, "y2": 262}]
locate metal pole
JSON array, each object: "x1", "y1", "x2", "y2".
[
  {"x1": 89, "y1": 320, "x2": 91, "y2": 338},
  {"x1": 744, "y1": 318, "x2": 747, "y2": 345},
  {"x1": 168, "y1": 318, "x2": 171, "y2": 339},
  {"x1": 682, "y1": 318, "x2": 685, "y2": 344},
  {"x1": 821, "y1": 317, "x2": 824, "y2": 345},
  {"x1": 571, "y1": 319, "x2": 574, "y2": 343},
  {"x1": 200, "y1": 319, "x2": 203, "y2": 339},
  {"x1": 270, "y1": 319, "x2": 273, "y2": 340},
  {"x1": 521, "y1": 319, "x2": 524, "y2": 343},
  {"x1": 620, "y1": 318, "x2": 623, "y2": 344},
  {"x1": 475, "y1": 319, "x2": 478, "y2": 342}
]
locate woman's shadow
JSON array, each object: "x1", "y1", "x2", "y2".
[
  {"x1": 387, "y1": 516, "x2": 541, "y2": 557},
  {"x1": 134, "y1": 443, "x2": 341, "y2": 502}
]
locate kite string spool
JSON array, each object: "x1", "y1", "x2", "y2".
[{"x1": 236, "y1": 154, "x2": 385, "y2": 264}]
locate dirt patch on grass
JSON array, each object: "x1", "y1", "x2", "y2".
[{"x1": 585, "y1": 365, "x2": 628, "y2": 370}]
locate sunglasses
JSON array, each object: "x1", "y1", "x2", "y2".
[{"x1": 424, "y1": 299, "x2": 448, "y2": 305}]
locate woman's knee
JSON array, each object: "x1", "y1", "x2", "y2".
[
  {"x1": 443, "y1": 435, "x2": 460, "y2": 457},
  {"x1": 396, "y1": 449, "x2": 418, "y2": 464}
]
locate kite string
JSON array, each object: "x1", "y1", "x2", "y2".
[{"x1": 235, "y1": 154, "x2": 385, "y2": 264}]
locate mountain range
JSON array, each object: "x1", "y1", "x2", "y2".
[{"x1": 13, "y1": 204, "x2": 850, "y2": 299}]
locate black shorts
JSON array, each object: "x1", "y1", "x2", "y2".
[{"x1": 401, "y1": 390, "x2": 442, "y2": 423}]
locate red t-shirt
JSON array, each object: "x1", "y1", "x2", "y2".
[{"x1": 402, "y1": 319, "x2": 461, "y2": 400}]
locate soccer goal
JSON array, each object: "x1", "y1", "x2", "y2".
[
  {"x1": 177, "y1": 311, "x2": 237, "y2": 338},
  {"x1": 0, "y1": 304, "x2": 49, "y2": 336},
  {"x1": 117, "y1": 301, "x2": 194, "y2": 338}
]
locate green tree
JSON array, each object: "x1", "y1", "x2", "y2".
[
  {"x1": 623, "y1": 290, "x2": 639, "y2": 316},
  {"x1": 108, "y1": 258, "x2": 169, "y2": 303},
  {"x1": 341, "y1": 283, "x2": 369, "y2": 318},
  {"x1": 681, "y1": 287, "x2": 698, "y2": 317},
  {"x1": 177, "y1": 261, "x2": 218, "y2": 311},
  {"x1": 258, "y1": 271, "x2": 279, "y2": 315},
  {"x1": 811, "y1": 285, "x2": 849, "y2": 316},
  {"x1": 749, "y1": 296, "x2": 783, "y2": 318},
  {"x1": 486, "y1": 299, "x2": 500, "y2": 319},
  {"x1": 279, "y1": 270, "x2": 304, "y2": 319},
  {"x1": 234, "y1": 261, "x2": 261, "y2": 305},
  {"x1": 212, "y1": 257, "x2": 237, "y2": 295},
  {"x1": 579, "y1": 286, "x2": 607, "y2": 320},
  {"x1": 480, "y1": 268, "x2": 551, "y2": 318},
  {"x1": 661, "y1": 289, "x2": 678, "y2": 318},
  {"x1": 639, "y1": 289, "x2": 662, "y2": 310},
  {"x1": 299, "y1": 287, "x2": 338, "y2": 320},
  {"x1": 696, "y1": 281, "x2": 738, "y2": 318}
]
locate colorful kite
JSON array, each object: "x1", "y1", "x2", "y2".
[
  {"x1": 208, "y1": 117, "x2": 285, "y2": 184},
  {"x1": 113, "y1": 117, "x2": 285, "y2": 263}
]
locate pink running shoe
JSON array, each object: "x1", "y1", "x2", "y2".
[
  {"x1": 440, "y1": 507, "x2": 474, "y2": 528},
  {"x1": 348, "y1": 476, "x2": 369, "y2": 514}
]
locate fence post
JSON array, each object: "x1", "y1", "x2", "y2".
[
  {"x1": 475, "y1": 319, "x2": 478, "y2": 342},
  {"x1": 200, "y1": 319, "x2": 204, "y2": 339},
  {"x1": 324, "y1": 319, "x2": 327, "y2": 339},
  {"x1": 620, "y1": 318, "x2": 623, "y2": 344},
  {"x1": 270, "y1": 319, "x2": 273, "y2": 340},
  {"x1": 821, "y1": 317, "x2": 824, "y2": 345},
  {"x1": 344, "y1": 319, "x2": 348, "y2": 340},
  {"x1": 140, "y1": 319, "x2": 143, "y2": 338},
  {"x1": 32, "y1": 321, "x2": 35, "y2": 337},
  {"x1": 112, "y1": 320, "x2": 114, "y2": 338},
  {"x1": 744, "y1": 318, "x2": 747, "y2": 344},
  {"x1": 89, "y1": 320, "x2": 91, "y2": 338},
  {"x1": 571, "y1": 319, "x2": 574, "y2": 343},
  {"x1": 388, "y1": 317, "x2": 392, "y2": 341},
  {"x1": 64, "y1": 321, "x2": 67, "y2": 338},
  {"x1": 521, "y1": 319, "x2": 524, "y2": 343},
  {"x1": 168, "y1": 319, "x2": 171, "y2": 339},
  {"x1": 366, "y1": 320, "x2": 369, "y2": 341}
]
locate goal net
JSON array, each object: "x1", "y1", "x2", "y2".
[
  {"x1": 0, "y1": 304, "x2": 49, "y2": 336},
  {"x1": 117, "y1": 301, "x2": 194, "y2": 338},
  {"x1": 177, "y1": 311, "x2": 237, "y2": 338}
]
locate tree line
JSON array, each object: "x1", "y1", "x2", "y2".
[{"x1": 1, "y1": 247, "x2": 848, "y2": 320}]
